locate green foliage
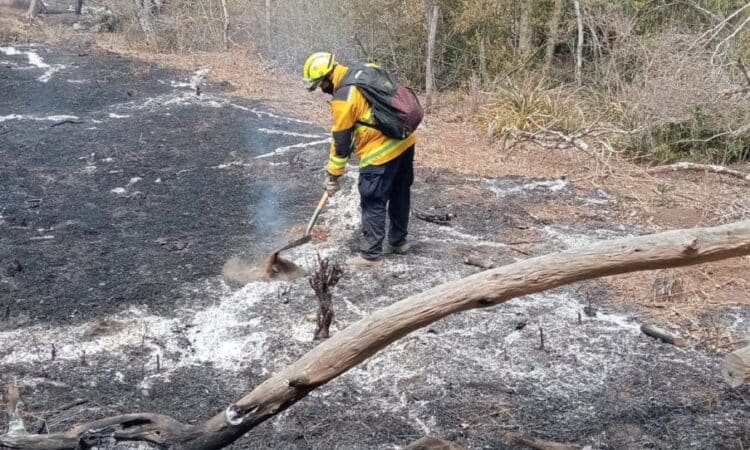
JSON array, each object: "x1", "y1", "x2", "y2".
[{"x1": 477, "y1": 76, "x2": 585, "y2": 137}]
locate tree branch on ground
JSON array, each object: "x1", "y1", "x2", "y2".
[
  {"x1": 647, "y1": 162, "x2": 750, "y2": 183},
  {"x1": 2, "y1": 220, "x2": 750, "y2": 449}
]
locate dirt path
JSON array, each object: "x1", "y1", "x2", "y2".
[{"x1": 0, "y1": 29, "x2": 748, "y2": 450}]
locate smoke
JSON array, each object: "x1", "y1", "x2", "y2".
[
  {"x1": 221, "y1": 256, "x2": 264, "y2": 284},
  {"x1": 249, "y1": 180, "x2": 285, "y2": 240},
  {"x1": 219, "y1": 180, "x2": 290, "y2": 285}
]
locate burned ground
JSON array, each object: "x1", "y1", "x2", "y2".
[{"x1": 1, "y1": 44, "x2": 748, "y2": 450}]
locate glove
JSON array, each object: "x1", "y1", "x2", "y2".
[{"x1": 325, "y1": 175, "x2": 341, "y2": 196}]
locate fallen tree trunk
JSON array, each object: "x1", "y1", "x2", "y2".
[
  {"x1": 2, "y1": 220, "x2": 750, "y2": 449},
  {"x1": 720, "y1": 344, "x2": 750, "y2": 388}
]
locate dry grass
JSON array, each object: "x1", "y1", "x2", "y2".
[{"x1": 608, "y1": 262, "x2": 750, "y2": 353}]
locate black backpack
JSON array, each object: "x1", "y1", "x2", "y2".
[{"x1": 340, "y1": 63, "x2": 423, "y2": 140}]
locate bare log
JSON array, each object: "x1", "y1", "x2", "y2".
[
  {"x1": 503, "y1": 431, "x2": 580, "y2": 450},
  {"x1": 720, "y1": 344, "x2": 750, "y2": 388},
  {"x1": 647, "y1": 162, "x2": 750, "y2": 183},
  {"x1": 2, "y1": 220, "x2": 750, "y2": 449},
  {"x1": 640, "y1": 323, "x2": 687, "y2": 347}
]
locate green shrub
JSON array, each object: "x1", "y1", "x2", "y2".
[{"x1": 476, "y1": 76, "x2": 585, "y2": 138}]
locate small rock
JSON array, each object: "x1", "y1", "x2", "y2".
[
  {"x1": 72, "y1": 22, "x2": 82, "y2": 31},
  {"x1": 5, "y1": 260, "x2": 23, "y2": 277}
]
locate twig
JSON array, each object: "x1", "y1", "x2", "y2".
[
  {"x1": 49, "y1": 120, "x2": 83, "y2": 128},
  {"x1": 691, "y1": 2, "x2": 750, "y2": 49},
  {"x1": 713, "y1": 13, "x2": 750, "y2": 64}
]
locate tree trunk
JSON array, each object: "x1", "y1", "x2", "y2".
[
  {"x1": 721, "y1": 344, "x2": 750, "y2": 388},
  {"x1": 425, "y1": 4, "x2": 439, "y2": 109},
  {"x1": 478, "y1": 36, "x2": 489, "y2": 86},
  {"x1": 220, "y1": 0, "x2": 229, "y2": 49},
  {"x1": 133, "y1": 0, "x2": 154, "y2": 39},
  {"x1": 26, "y1": 0, "x2": 40, "y2": 17},
  {"x1": 265, "y1": 0, "x2": 272, "y2": 52},
  {"x1": 573, "y1": 0, "x2": 584, "y2": 86},
  {"x1": 543, "y1": 0, "x2": 564, "y2": 76},
  {"x1": 75, "y1": 0, "x2": 82, "y2": 15},
  {"x1": 518, "y1": 0, "x2": 532, "y2": 55},
  {"x1": 3, "y1": 220, "x2": 750, "y2": 449}
]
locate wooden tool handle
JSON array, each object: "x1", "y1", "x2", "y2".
[{"x1": 304, "y1": 191, "x2": 329, "y2": 236}]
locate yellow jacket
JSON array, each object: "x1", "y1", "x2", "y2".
[{"x1": 326, "y1": 63, "x2": 416, "y2": 177}]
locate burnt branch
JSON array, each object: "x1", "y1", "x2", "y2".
[{"x1": 309, "y1": 253, "x2": 342, "y2": 340}]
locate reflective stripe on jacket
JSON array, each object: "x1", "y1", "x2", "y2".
[{"x1": 326, "y1": 63, "x2": 417, "y2": 177}]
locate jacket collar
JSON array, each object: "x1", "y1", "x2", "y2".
[{"x1": 330, "y1": 63, "x2": 349, "y2": 91}]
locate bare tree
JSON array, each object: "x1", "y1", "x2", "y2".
[{"x1": 2, "y1": 220, "x2": 750, "y2": 449}]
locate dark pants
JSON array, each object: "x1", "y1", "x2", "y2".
[{"x1": 358, "y1": 146, "x2": 414, "y2": 260}]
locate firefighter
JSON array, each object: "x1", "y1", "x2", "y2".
[{"x1": 302, "y1": 51, "x2": 416, "y2": 267}]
